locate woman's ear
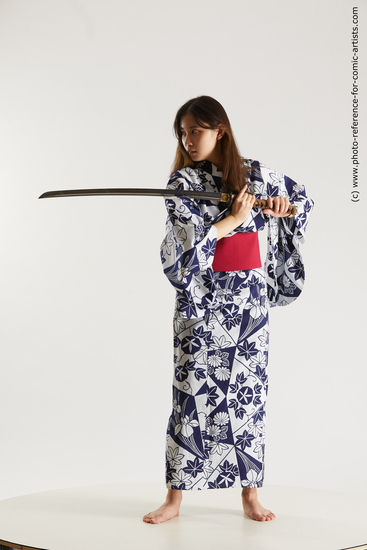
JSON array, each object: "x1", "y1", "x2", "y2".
[{"x1": 217, "y1": 123, "x2": 226, "y2": 140}]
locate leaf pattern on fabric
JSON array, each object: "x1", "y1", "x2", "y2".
[
  {"x1": 162, "y1": 160, "x2": 312, "y2": 490},
  {"x1": 161, "y1": 159, "x2": 313, "y2": 317}
]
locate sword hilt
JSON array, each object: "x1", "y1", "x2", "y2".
[
  {"x1": 253, "y1": 198, "x2": 297, "y2": 217},
  {"x1": 220, "y1": 192, "x2": 297, "y2": 217}
]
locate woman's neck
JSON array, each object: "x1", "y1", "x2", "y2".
[{"x1": 205, "y1": 149, "x2": 223, "y2": 172}]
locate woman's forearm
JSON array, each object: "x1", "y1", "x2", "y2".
[
  {"x1": 214, "y1": 187, "x2": 256, "y2": 240},
  {"x1": 214, "y1": 215, "x2": 243, "y2": 241}
]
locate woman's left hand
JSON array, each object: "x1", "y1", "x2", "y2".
[{"x1": 263, "y1": 196, "x2": 291, "y2": 217}]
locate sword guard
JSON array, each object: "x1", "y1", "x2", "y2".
[{"x1": 219, "y1": 192, "x2": 233, "y2": 205}]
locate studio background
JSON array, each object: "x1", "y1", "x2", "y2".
[{"x1": 0, "y1": 0, "x2": 365, "y2": 500}]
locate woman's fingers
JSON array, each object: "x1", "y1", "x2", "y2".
[
  {"x1": 230, "y1": 187, "x2": 257, "y2": 224},
  {"x1": 234, "y1": 191, "x2": 255, "y2": 209},
  {"x1": 265, "y1": 196, "x2": 290, "y2": 216},
  {"x1": 279, "y1": 197, "x2": 290, "y2": 214},
  {"x1": 248, "y1": 193, "x2": 257, "y2": 206},
  {"x1": 237, "y1": 184, "x2": 248, "y2": 198}
]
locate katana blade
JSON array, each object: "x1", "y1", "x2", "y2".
[
  {"x1": 38, "y1": 187, "x2": 297, "y2": 215},
  {"x1": 39, "y1": 187, "x2": 232, "y2": 203}
]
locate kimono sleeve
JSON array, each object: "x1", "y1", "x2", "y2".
[
  {"x1": 260, "y1": 165, "x2": 314, "y2": 306},
  {"x1": 160, "y1": 173, "x2": 219, "y2": 318}
]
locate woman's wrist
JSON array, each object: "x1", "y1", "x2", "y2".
[{"x1": 214, "y1": 214, "x2": 243, "y2": 241}]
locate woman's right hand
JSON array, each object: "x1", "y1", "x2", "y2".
[
  {"x1": 230, "y1": 185, "x2": 257, "y2": 226},
  {"x1": 214, "y1": 185, "x2": 257, "y2": 240}
]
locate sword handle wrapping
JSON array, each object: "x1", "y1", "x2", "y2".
[
  {"x1": 253, "y1": 198, "x2": 297, "y2": 217},
  {"x1": 220, "y1": 192, "x2": 297, "y2": 217}
]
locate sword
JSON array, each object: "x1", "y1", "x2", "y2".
[{"x1": 38, "y1": 188, "x2": 297, "y2": 216}]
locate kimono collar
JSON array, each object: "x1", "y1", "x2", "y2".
[{"x1": 195, "y1": 160, "x2": 223, "y2": 191}]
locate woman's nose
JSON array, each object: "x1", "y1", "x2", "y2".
[{"x1": 184, "y1": 134, "x2": 193, "y2": 148}]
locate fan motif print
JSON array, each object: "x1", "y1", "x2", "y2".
[{"x1": 160, "y1": 159, "x2": 313, "y2": 489}]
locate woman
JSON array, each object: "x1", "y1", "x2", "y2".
[{"x1": 143, "y1": 96, "x2": 313, "y2": 524}]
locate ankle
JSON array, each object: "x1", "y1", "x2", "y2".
[
  {"x1": 241, "y1": 488, "x2": 258, "y2": 500},
  {"x1": 166, "y1": 489, "x2": 183, "y2": 504}
]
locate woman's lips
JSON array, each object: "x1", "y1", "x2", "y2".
[{"x1": 188, "y1": 150, "x2": 197, "y2": 155}]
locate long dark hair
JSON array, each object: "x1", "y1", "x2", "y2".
[{"x1": 171, "y1": 96, "x2": 248, "y2": 193}]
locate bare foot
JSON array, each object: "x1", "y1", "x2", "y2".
[
  {"x1": 143, "y1": 489, "x2": 182, "y2": 524},
  {"x1": 242, "y1": 488, "x2": 276, "y2": 522}
]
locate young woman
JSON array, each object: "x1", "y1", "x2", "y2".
[{"x1": 143, "y1": 96, "x2": 313, "y2": 524}]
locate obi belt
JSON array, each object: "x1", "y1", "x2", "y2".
[{"x1": 212, "y1": 232, "x2": 262, "y2": 273}]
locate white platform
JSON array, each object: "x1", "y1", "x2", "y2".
[{"x1": 0, "y1": 483, "x2": 366, "y2": 550}]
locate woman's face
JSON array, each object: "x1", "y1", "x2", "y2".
[{"x1": 180, "y1": 114, "x2": 224, "y2": 166}]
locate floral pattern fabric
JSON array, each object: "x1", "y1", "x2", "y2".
[{"x1": 160, "y1": 159, "x2": 313, "y2": 490}]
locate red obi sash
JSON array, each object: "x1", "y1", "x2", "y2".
[{"x1": 212, "y1": 232, "x2": 262, "y2": 273}]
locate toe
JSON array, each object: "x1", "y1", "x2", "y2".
[{"x1": 151, "y1": 517, "x2": 161, "y2": 524}]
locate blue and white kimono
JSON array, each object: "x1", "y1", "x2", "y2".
[{"x1": 160, "y1": 159, "x2": 313, "y2": 490}]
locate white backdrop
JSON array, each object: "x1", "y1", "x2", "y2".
[{"x1": 0, "y1": 0, "x2": 366, "y2": 500}]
